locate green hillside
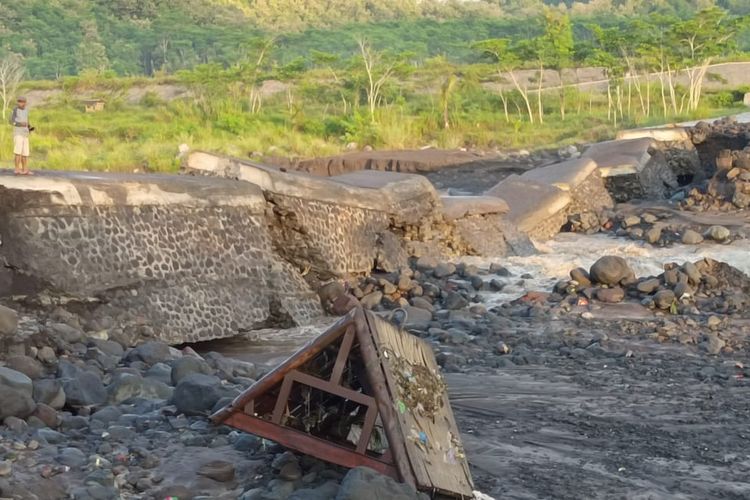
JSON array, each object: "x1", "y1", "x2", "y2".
[{"x1": 2, "y1": 0, "x2": 749, "y2": 78}]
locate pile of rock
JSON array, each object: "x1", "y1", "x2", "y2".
[
  {"x1": 0, "y1": 302, "x2": 429, "y2": 499},
  {"x1": 552, "y1": 256, "x2": 750, "y2": 316},
  {"x1": 323, "y1": 256, "x2": 498, "y2": 331},
  {"x1": 565, "y1": 209, "x2": 734, "y2": 246},
  {"x1": 681, "y1": 147, "x2": 750, "y2": 211}
]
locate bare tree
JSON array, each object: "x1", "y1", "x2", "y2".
[
  {"x1": 0, "y1": 55, "x2": 24, "y2": 119},
  {"x1": 357, "y1": 38, "x2": 399, "y2": 123}
]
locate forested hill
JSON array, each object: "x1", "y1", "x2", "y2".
[{"x1": 1, "y1": 0, "x2": 749, "y2": 79}]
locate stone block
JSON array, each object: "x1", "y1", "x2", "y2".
[
  {"x1": 520, "y1": 158, "x2": 598, "y2": 192},
  {"x1": 583, "y1": 138, "x2": 655, "y2": 178},
  {"x1": 485, "y1": 175, "x2": 571, "y2": 237},
  {"x1": 439, "y1": 196, "x2": 510, "y2": 221}
]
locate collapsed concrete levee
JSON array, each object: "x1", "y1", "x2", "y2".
[
  {"x1": 484, "y1": 158, "x2": 614, "y2": 241},
  {"x1": 0, "y1": 171, "x2": 323, "y2": 344},
  {"x1": 183, "y1": 152, "x2": 532, "y2": 278}
]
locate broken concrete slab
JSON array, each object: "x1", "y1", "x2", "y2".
[
  {"x1": 616, "y1": 127, "x2": 691, "y2": 142},
  {"x1": 440, "y1": 196, "x2": 510, "y2": 221},
  {"x1": 185, "y1": 151, "x2": 441, "y2": 223},
  {"x1": 520, "y1": 158, "x2": 598, "y2": 192},
  {"x1": 584, "y1": 138, "x2": 655, "y2": 177},
  {"x1": 485, "y1": 175, "x2": 571, "y2": 240},
  {"x1": 584, "y1": 138, "x2": 679, "y2": 201}
]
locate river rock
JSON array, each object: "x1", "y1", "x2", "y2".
[
  {"x1": 33, "y1": 379, "x2": 66, "y2": 409},
  {"x1": 596, "y1": 287, "x2": 625, "y2": 303},
  {"x1": 654, "y1": 290, "x2": 676, "y2": 310},
  {"x1": 145, "y1": 362, "x2": 173, "y2": 385},
  {"x1": 622, "y1": 215, "x2": 641, "y2": 227},
  {"x1": 645, "y1": 226, "x2": 662, "y2": 244},
  {"x1": 681, "y1": 229, "x2": 704, "y2": 245},
  {"x1": 108, "y1": 373, "x2": 173, "y2": 404},
  {"x1": 33, "y1": 403, "x2": 61, "y2": 428},
  {"x1": 61, "y1": 369, "x2": 107, "y2": 407},
  {"x1": 702, "y1": 333, "x2": 725, "y2": 355},
  {"x1": 173, "y1": 374, "x2": 225, "y2": 416},
  {"x1": 127, "y1": 341, "x2": 172, "y2": 365},
  {"x1": 360, "y1": 291, "x2": 383, "y2": 310},
  {"x1": 0, "y1": 367, "x2": 36, "y2": 419},
  {"x1": 409, "y1": 297, "x2": 434, "y2": 312},
  {"x1": 197, "y1": 460, "x2": 235, "y2": 482},
  {"x1": 90, "y1": 338, "x2": 125, "y2": 358},
  {"x1": 171, "y1": 356, "x2": 213, "y2": 385},
  {"x1": 444, "y1": 292, "x2": 469, "y2": 310},
  {"x1": 433, "y1": 262, "x2": 456, "y2": 278},
  {"x1": 278, "y1": 461, "x2": 302, "y2": 481},
  {"x1": 5, "y1": 355, "x2": 45, "y2": 380},
  {"x1": 336, "y1": 466, "x2": 424, "y2": 500},
  {"x1": 636, "y1": 278, "x2": 661, "y2": 294},
  {"x1": 705, "y1": 225, "x2": 731, "y2": 242},
  {"x1": 402, "y1": 306, "x2": 432, "y2": 330},
  {"x1": 590, "y1": 256, "x2": 633, "y2": 286},
  {"x1": 48, "y1": 323, "x2": 84, "y2": 344},
  {"x1": 37, "y1": 346, "x2": 57, "y2": 365},
  {"x1": 289, "y1": 481, "x2": 340, "y2": 500},
  {"x1": 570, "y1": 267, "x2": 591, "y2": 287},
  {"x1": 58, "y1": 447, "x2": 87, "y2": 468},
  {"x1": 203, "y1": 353, "x2": 256, "y2": 381},
  {"x1": 682, "y1": 262, "x2": 702, "y2": 285},
  {"x1": 0, "y1": 305, "x2": 18, "y2": 336}
]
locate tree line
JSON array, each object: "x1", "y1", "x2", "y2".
[{"x1": 1, "y1": 0, "x2": 749, "y2": 79}]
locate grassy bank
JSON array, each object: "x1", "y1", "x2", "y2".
[{"x1": 0, "y1": 79, "x2": 745, "y2": 173}]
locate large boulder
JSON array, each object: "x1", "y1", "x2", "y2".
[
  {"x1": 171, "y1": 356, "x2": 213, "y2": 386},
  {"x1": 589, "y1": 256, "x2": 634, "y2": 286},
  {"x1": 126, "y1": 341, "x2": 173, "y2": 365},
  {"x1": 172, "y1": 374, "x2": 226, "y2": 416},
  {"x1": 335, "y1": 467, "x2": 425, "y2": 500},
  {"x1": 0, "y1": 305, "x2": 18, "y2": 336},
  {"x1": 33, "y1": 379, "x2": 66, "y2": 409},
  {"x1": 107, "y1": 373, "x2": 174, "y2": 404},
  {"x1": 5, "y1": 355, "x2": 45, "y2": 380},
  {"x1": 0, "y1": 367, "x2": 36, "y2": 419},
  {"x1": 60, "y1": 369, "x2": 107, "y2": 408}
]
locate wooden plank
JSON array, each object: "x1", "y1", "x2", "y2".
[
  {"x1": 330, "y1": 326, "x2": 355, "y2": 386},
  {"x1": 224, "y1": 412, "x2": 399, "y2": 479},
  {"x1": 356, "y1": 403, "x2": 379, "y2": 455},
  {"x1": 355, "y1": 309, "x2": 417, "y2": 488},
  {"x1": 211, "y1": 312, "x2": 353, "y2": 423},
  {"x1": 271, "y1": 374, "x2": 295, "y2": 424},
  {"x1": 365, "y1": 310, "x2": 474, "y2": 497},
  {"x1": 290, "y1": 370, "x2": 375, "y2": 407}
]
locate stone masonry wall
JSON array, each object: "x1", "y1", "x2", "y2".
[
  {"x1": 265, "y1": 193, "x2": 391, "y2": 277},
  {"x1": 0, "y1": 201, "x2": 322, "y2": 345}
]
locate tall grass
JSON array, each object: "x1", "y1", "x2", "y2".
[{"x1": 0, "y1": 80, "x2": 745, "y2": 173}]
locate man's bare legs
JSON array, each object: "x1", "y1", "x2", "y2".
[{"x1": 14, "y1": 154, "x2": 31, "y2": 175}]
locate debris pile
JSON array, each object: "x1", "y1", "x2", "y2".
[
  {"x1": 0, "y1": 303, "x2": 440, "y2": 499},
  {"x1": 681, "y1": 147, "x2": 750, "y2": 211},
  {"x1": 564, "y1": 208, "x2": 736, "y2": 246},
  {"x1": 551, "y1": 256, "x2": 750, "y2": 316}
]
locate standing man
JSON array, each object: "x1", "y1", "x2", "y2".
[{"x1": 9, "y1": 96, "x2": 33, "y2": 175}]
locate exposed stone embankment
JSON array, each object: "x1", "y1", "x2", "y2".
[{"x1": 0, "y1": 171, "x2": 322, "y2": 345}]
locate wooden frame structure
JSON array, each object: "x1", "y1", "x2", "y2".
[{"x1": 210, "y1": 307, "x2": 474, "y2": 498}]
